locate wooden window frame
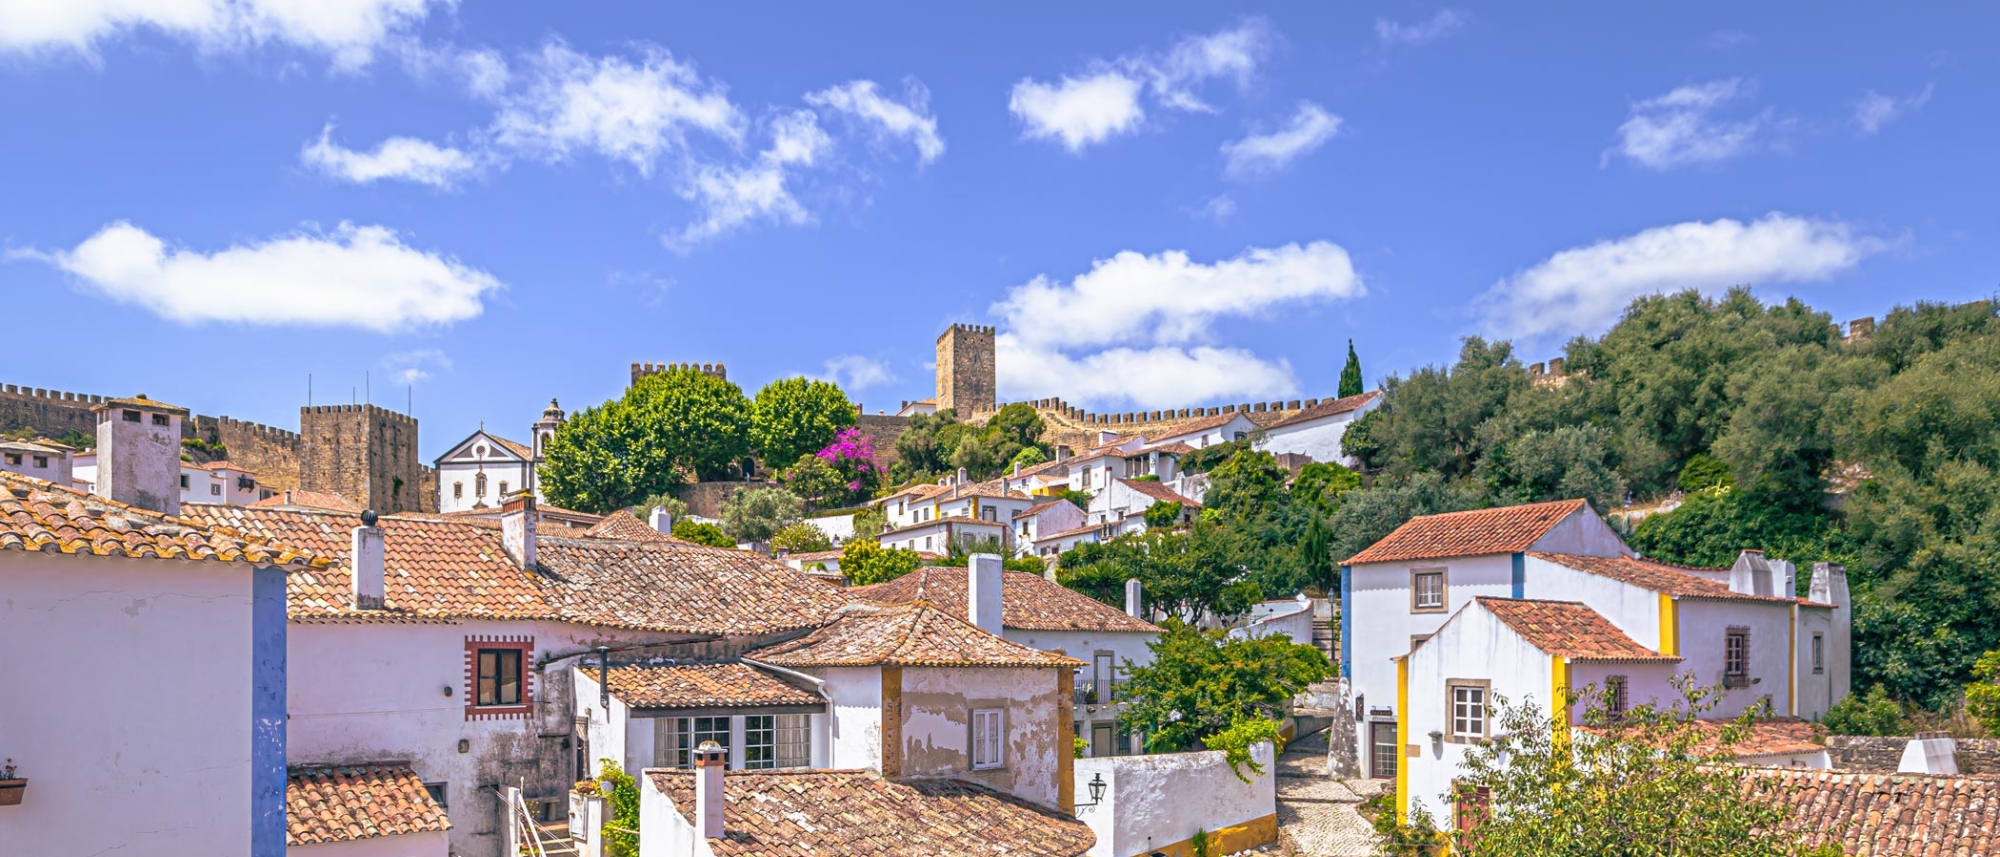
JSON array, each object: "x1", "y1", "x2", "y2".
[
  {"x1": 1811, "y1": 633, "x2": 1825, "y2": 675},
  {"x1": 1723, "y1": 627, "x2": 1751, "y2": 688},
  {"x1": 971, "y1": 707, "x2": 1006, "y2": 771},
  {"x1": 1412, "y1": 568, "x2": 1448, "y2": 613},
  {"x1": 1447, "y1": 679, "x2": 1491, "y2": 743},
  {"x1": 464, "y1": 636, "x2": 534, "y2": 720},
  {"x1": 743, "y1": 714, "x2": 777, "y2": 770}
]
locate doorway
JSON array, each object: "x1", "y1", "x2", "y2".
[
  {"x1": 1091, "y1": 722, "x2": 1115, "y2": 758},
  {"x1": 1370, "y1": 722, "x2": 1398, "y2": 780}
]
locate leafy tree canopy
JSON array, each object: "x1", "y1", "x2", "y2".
[
  {"x1": 1339, "y1": 338, "x2": 1365, "y2": 398},
  {"x1": 750, "y1": 377, "x2": 856, "y2": 467},
  {"x1": 539, "y1": 368, "x2": 752, "y2": 512},
  {"x1": 769, "y1": 521, "x2": 833, "y2": 554},
  {"x1": 1118, "y1": 622, "x2": 1331, "y2": 753},
  {"x1": 719, "y1": 485, "x2": 804, "y2": 544},
  {"x1": 840, "y1": 538, "x2": 926, "y2": 586},
  {"x1": 671, "y1": 519, "x2": 734, "y2": 548}
]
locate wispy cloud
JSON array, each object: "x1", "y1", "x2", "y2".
[
  {"x1": 1375, "y1": 10, "x2": 1470, "y2": 49},
  {"x1": 1193, "y1": 194, "x2": 1237, "y2": 223},
  {"x1": 822, "y1": 355, "x2": 898, "y2": 392},
  {"x1": 1608, "y1": 78, "x2": 1774, "y2": 169},
  {"x1": 301, "y1": 124, "x2": 479, "y2": 187},
  {"x1": 1008, "y1": 19, "x2": 1274, "y2": 153},
  {"x1": 1852, "y1": 83, "x2": 1934, "y2": 136},
  {"x1": 381, "y1": 349, "x2": 452, "y2": 385},
  {"x1": 0, "y1": 0, "x2": 448, "y2": 71},
  {"x1": 1008, "y1": 71, "x2": 1147, "y2": 153},
  {"x1": 806, "y1": 79, "x2": 944, "y2": 165},
  {"x1": 1705, "y1": 29, "x2": 1753, "y2": 51},
  {"x1": 1222, "y1": 102, "x2": 1341, "y2": 177}
]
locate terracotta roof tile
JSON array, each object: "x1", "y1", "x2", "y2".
[
  {"x1": 535, "y1": 537, "x2": 850, "y2": 636},
  {"x1": 1115, "y1": 478, "x2": 1199, "y2": 508},
  {"x1": 1476, "y1": 597, "x2": 1675, "y2": 662},
  {"x1": 850, "y1": 567, "x2": 1161, "y2": 634},
  {"x1": 1345, "y1": 499, "x2": 1587, "y2": 565},
  {"x1": 1530, "y1": 553, "x2": 1803, "y2": 604},
  {"x1": 1015, "y1": 499, "x2": 1071, "y2": 519},
  {"x1": 251, "y1": 489, "x2": 364, "y2": 513},
  {"x1": 0, "y1": 472, "x2": 324, "y2": 569},
  {"x1": 1156, "y1": 412, "x2": 1244, "y2": 440},
  {"x1": 1751, "y1": 767, "x2": 2000, "y2": 855},
  {"x1": 750, "y1": 601, "x2": 1083, "y2": 668},
  {"x1": 286, "y1": 763, "x2": 450, "y2": 845},
  {"x1": 645, "y1": 769, "x2": 1095, "y2": 857},
  {"x1": 490, "y1": 434, "x2": 535, "y2": 459},
  {"x1": 605, "y1": 661, "x2": 820, "y2": 709},
  {"x1": 583, "y1": 510, "x2": 684, "y2": 543},
  {"x1": 1266, "y1": 390, "x2": 1381, "y2": 431}
]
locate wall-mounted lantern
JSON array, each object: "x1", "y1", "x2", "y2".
[{"x1": 1073, "y1": 773, "x2": 1108, "y2": 813}]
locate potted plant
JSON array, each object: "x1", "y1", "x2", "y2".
[{"x1": 0, "y1": 759, "x2": 23, "y2": 806}]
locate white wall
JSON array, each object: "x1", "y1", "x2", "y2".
[
  {"x1": 1403, "y1": 604, "x2": 1552, "y2": 826},
  {"x1": 1259, "y1": 405, "x2": 1373, "y2": 464},
  {"x1": 1072, "y1": 743, "x2": 1275, "y2": 857},
  {"x1": 900, "y1": 667, "x2": 1064, "y2": 808},
  {"x1": 1526, "y1": 508, "x2": 1631, "y2": 557},
  {"x1": 1794, "y1": 606, "x2": 1837, "y2": 720},
  {"x1": 804, "y1": 513, "x2": 855, "y2": 546},
  {"x1": 1232, "y1": 599, "x2": 1314, "y2": 645},
  {"x1": 1675, "y1": 600, "x2": 1796, "y2": 719},
  {"x1": 637, "y1": 774, "x2": 714, "y2": 857},
  {"x1": 1519, "y1": 558, "x2": 1664, "y2": 649},
  {"x1": 814, "y1": 667, "x2": 883, "y2": 771},
  {"x1": 0, "y1": 553, "x2": 260, "y2": 856},
  {"x1": 1347, "y1": 553, "x2": 1516, "y2": 719},
  {"x1": 289, "y1": 830, "x2": 450, "y2": 857}
]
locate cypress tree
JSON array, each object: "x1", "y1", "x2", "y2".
[{"x1": 1338, "y1": 339, "x2": 1364, "y2": 398}]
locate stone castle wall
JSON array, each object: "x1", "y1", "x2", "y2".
[
  {"x1": 1827, "y1": 735, "x2": 2000, "y2": 774},
  {"x1": 188, "y1": 415, "x2": 303, "y2": 491},
  {"x1": 299, "y1": 404, "x2": 425, "y2": 515},
  {"x1": 935, "y1": 324, "x2": 995, "y2": 415},
  {"x1": 631, "y1": 362, "x2": 727, "y2": 386},
  {"x1": 0, "y1": 384, "x2": 105, "y2": 440},
  {"x1": 1016, "y1": 395, "x2": 1331, "y2": 457}
]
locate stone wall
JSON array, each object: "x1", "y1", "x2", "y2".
[
  {"x1": 1826, "y1": 735, "x2": 2000, "y2": 774},
  {"x1": 629, "y1": 362, "x2": 726, "y2": 386},
  {"x1": 674, "y1": 479, "x2": 771, "y2": 518},
  {"x1": 935, "y1": 324, "x2": 995, "y2": 415},
  {"x1": 298, "y1": 405, "x2": 424, "y2": 514},
  {"x1": 1021, "y1": 394, "x2": 1332, "y2": 457},
  {"x1": 0, "y1": 383, "x2": 105, "y2": 440},
  {"x1": 189, "y1": 416, "x2": 303, "y2": 491},
  {"x1": 853, "y1": 414, "x2": 910, "y2": 468}
]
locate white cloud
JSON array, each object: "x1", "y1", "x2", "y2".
[
  {"x1": 1009, "y1": 20, "x2": 1273, "y2": 151},
  {"x1": 822, "y1": 355, "x2": 897, "y2": 391},
  {"x1": 381, "y1": 349, "x2": 451, "y2": 385},
  {"x1": 397, "y1": 41, "x2": 510, "y2": 100},
  {"x1": 15, "y1": 220, "x2": 501, "y2": 332},
  {"x1": 1008, "y1": 71, "x2": 1146, "y2": 153},
  {"x1": 1706, "y1": 29, "x2": 1753, "y2": 50},
  {"x1": 490, "y1": 40, "x2": 744, "y2": 175},
  {"x1": 1222, "y1": 102, "x2": 1341, "y2": 177},
  {"x1": 806, "y1": 79, "x2": 944, "y2": 165},
  {"x1": 990, "y1": 242, "x2": 1363, "y2": 408},
  {"x1": 667, "y1": 110, "x2": 832, "y2": 250},
  {"x1": 1852, "y1": 83, "x2": 1933, "y2": 136},
  {"x1": 0, "y1": 0, "x2": 444, "y2": 70},
  {"x1": 1476, "y1": 213, "x2": 1885, "y2": 341},
  {"x1": 301, "y1": 124, "x2": 478, "y2": 187},
  {"x1": 1375, "y1": 10, "x2": 1469, "y2": 48},
  {"x1": 1609, "y1": 78, "x2": 1771, "y2": 169},
  {"x1": 1194, "y1": 194, "x2": 1237, "y2": 223}
]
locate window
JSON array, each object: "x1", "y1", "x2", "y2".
[
  {"x1": 1812, "y1": 633, "x2": 1825, "y2": 675},
  {"x1": 924, "y1": 536, "x2": 933, "y2": 550},
  {"x1": 1724, "y1": 627, "x2": 1751, "y2": 688},
  {"x1": 475, "y1": 473, "x2": 487, "y2": 497},
  {"x1": 1410, "y1": 634, "x2": 1433, "y2": 653},
  {"x1": 2, "y1": 453, "x2": 17, "y2": 466},
  {"x1": 744, "y1": 715, "x2": 777, "y2": 769},
  {"x1": 1370, "y1": 722, "x2": 1398, "y2": 780},
  {"x1": 982, "y1": 507, "x2": 996, "y2": 521},
  {"x1": 122, "y1": 409, "x2": 140, "y2": 423},
  {"x1": 238, "y1": 477, "x2": 254, "y2": 491},
  {"x1": 498, "y1": 480, "x2": 509, "y2": 497},
  {"x1": 1449, "y1": 681, "x2": 1490, "y2": 741},
  {"x1": 179, "y1": 474, "x2": 189, "y2": 489},
  {"x1": 453, "y1": 482, "x2": 463, "y2": 499},
  {"x1": 151, "y1": 413, "x2": 169, "y2": 426},
  {"x1": 210, "y1": 484, "x2": 222, "y2": 496},
  {"x1": 657, "y1": 716, "x2": 732, "y2": 769},
  {"x1": 32, "y1": 456, "x2": 47, "y2": 468},
  {"x1": 1605, "y1": 676, "x2": 1629, "y2": 719},
  {"x1": 971, "y1": 708, "x2": 1005, "y2": 770},
  {"x1": 477, "y1": 648, "x2": 523, "y2": 706},
  {"x1": 775, "y1": 714, "x2": 811, "y2": 769},
  {"x1": 1412, "y1": 569, "x2": 1447, "y2": 612}
]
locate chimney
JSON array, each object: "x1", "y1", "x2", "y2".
[
  {"x1": 649, "y1": 506, "x2": 674, "y2": 535},
  {"x1": 1013, "y1": 462, "x2": 1022, "y2": 477},
  {"x1": 1056, "y1": 447, "x2": 1070, "y2": 462},
  {"x1": 91, "y1": 395, "x2": 188, "y2": 515},
  {"x1": 1097, "y1": 429, "x2": 1117, "y2": 446},
  {"x1": 501, "y1": 494, "x2": 537, "y2": 569},
  {"x1": 1125, "y1": 578, "x2": 1143, "y2": 618},
  {"x1": 351, "y1": 510, "x2": 385, "y2": 609},
  {"x1": 694, "y1": 740, "x2": 727, "y2": 838},
  {"x1": 968, "y1": 554, "x2": 1003, "y2": 635},
  {"x1": 1729, "y1": 549, "x2": 1774, "y2": 597},
  {"x1": 1811, "y1": 563, "x2": 1854, "y2": 701},
  {"x1": 1899, "y1": 732, "x2": 1959, "y2": 775}
]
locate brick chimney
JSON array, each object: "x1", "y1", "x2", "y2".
[
  {"x1": 91, "y1": 395, "x2": 188, "y2": 515},
  {"x1": 351, "y1": 510, "x2": 385, "y2": 609},
  {"x1": 1125, "y1": 578, "x2": 1142, "y2": 619},
  {"x1": 501, "y1": 494, "x2": 537, "y2": 569},
  {"x1": 649, "y1": 506, "x2": 674, "y2": 535},
  {"x1": 969, "y1": 553, "x2": 1003, "y2": 635},
  {"x1": 694, "y1": 740, "x2": 727, "y2": 838}
]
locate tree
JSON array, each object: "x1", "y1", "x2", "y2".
[
  {"x1": 1478, "y1": 424, "x2": 1628, "y2": 511},
  {"x1": 892, "y1": 409, "x2": 960, "y2": 483},
  {"x1": 1391, "y1": 679, "x2": 1826, "y2": 857},
  {"x1": 841, "y1": 539, "x2": 925, "y2": 586},
  {"x1": 1009, "y1": 445, "x2": 1049, "y2": 470},
  {"x1": 1143, "y1": 499, "x2": 1185, "y2": 529},
  {"x1": 672, "y1": 519, "x2": 735, "y2": 547},
  {"x1": 1059, "y1": 525, "x2": 1263, "y2": 626},
  {"x1": 769, "y1": 521, "x2": 833, "y2": 554},
  {"x1": 750, "y1": 377, "x2": 856, "y2": 468},
  {"x1": 720, "y1": 485, "x2": 804, "y2": 545},
  {"x1": 634, "y1": 492, "x2": 688, "y2": 520},
  {"x1": 851, "y1": 507, "x2": 885, "y2": 541},
  {"x1": 950, "y1": 403, "x2": 1051, "y2": 480},
  {"x1": 1292, "y1": 462, "x2": 1362, "y2": 515},
  {"x1": 779, "y1": 454, "x2": 848, "y2": 510},
  {"x1": 1970, "y1": 652, "x2": 2000, "y2": 737},
  {"x1": 812, "y1": 426, "x2": 886, "y2": 505},
  {"x1": 1118, "y1": 622, "x2": 1331, "y2": 753},
  {"x1": 538, "y1": 367, "x2": 753, "y2": 512},
  {"x1": 1827, "y1": 685, "x2": 1908, "y2": 737},
  {"x1": 935, "y1": 536, "x2": 1047, "y2": 574},
  {"x1": 1339, "y1": 338, "x2": 1365, "y2": 398}
]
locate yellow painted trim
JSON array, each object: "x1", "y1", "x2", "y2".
[
  {"x1": 1396, "y1": 657, "x2": 1410, "y2": 819},
  {"x1": 1142, "y1": 814, "x2": 1279, "y2": 857},
  {"x1": 1788, "y1": 606, "x2": 1798, "y2": 716},
  {"x1": 1551, "y1": 655, "x2": 1570, "y2": 753},
  {"x1": 1657, "y1": 594, "x2": 1679, "y2": 656},
  {"x1": 1057, "y1": 669, "x2": 1075, "y2": 812}
]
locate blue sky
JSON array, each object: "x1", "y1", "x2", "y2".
[{"x1": 2, "y1": 3, "x2": 1994, "y2": 458}]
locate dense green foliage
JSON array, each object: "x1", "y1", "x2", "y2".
[
  {"x1": 891, "y1": 405, "x2": 1053, "y2": 484},
  {"x1": 1339, "y1": 339, "x2": 1365, "y2": 399},
  {"x1": 539, "y1": 368, "x2": 753, "y2": 512},
  {"x1": 1143, "y1": 499, "x2": 1185, "y2": 529},
  {"x1": 670, "y1": 519, "x2": 734, "y2": 547},
  {"x1": 1342, "y1": 291, "x2": 2000, "y2": 707},
  {"x1": 1971, "y1": 651, "x2": 2000, "y2": 736},
  {"x1": 749, "y1": 378, "x2": 856, "y2": 467},
  {"x1": 595, "y1": 759, "x2": 642, "y2": 857},
  {"x1": 719, "y1": 485, "x2": 804, "y2": 544},
  {"x1": 1825, "y1": 685, "x2": 1908, "y2": 737},
  {"x1": 839, "y1": 539, "x2": 925, "y2": 586},
  {"x1": 1118, "y1": 622, "x2": 1331, "y2": 753},
  {"x1": 768, "y1": 521, "x2": 833, "y2": 554},
  {"x1": 935, "y1": 536, "x2": 1047, "y2": 573}
]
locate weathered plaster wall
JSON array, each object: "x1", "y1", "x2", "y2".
[
  {"x1": 812, "y1": 667, "x2": 884, "y2": 771},
  {"x1": 899, "y1": 666, "x2": 1065, "y2": 808},
  {"x1": 1072, "y1": 743, "x2": 1277, "y2": 857},
  {"x1": 1676, "y1": 599, "x2": 1795, "y2": 719},
  {"x1": 0, "y1": 553, "x2": 258, "y2": 856}
]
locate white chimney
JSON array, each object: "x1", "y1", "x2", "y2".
[
  {"x1": 1013, "y1": 462, "x2": 1022, "y2": 477},
  {"x1": 1811, "y1": 563, "x2": 1853, "y2": 701},
  {"x1": 649, "y1": 506, "x2": 674, "y2": 535},
  {"x1": 969, "y1": 554, "x2": 1003, "y2": 635},
  {"x1": 694, "y1": 740, "x2": 727, "y2": 838},
  {"x1": 1056, "y1": 447, "x2": 1070, "y2": 462},
  {"x1": 1125, "y1": 578, "x2": 1143, "y2": 619},
  {"x1": 351, "y1": 511, "x2": 385, "y2": 609},
  {"x1": 501, "y1": 494, "x2": 537, "y2": 569},
  {"x1": 1729, "y1": 550, "x2": 1774, "y2": 597},
  {"x1": 1899, "y1": 732, "x2": 1958, "y2": 775},
  {"x1": 91, "y1": 395, "x2": 187, "y2": 516},
  {"x1": 1097, "y1": 429, "x2": 1117, "y2": 446}
]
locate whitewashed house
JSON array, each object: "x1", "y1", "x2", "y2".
[
  {"x1": 1015, "y1": 498, "x2": 1087, "y2": 557},
  {"x1": 1256, "y1": 390, "x2": 1381, "y2": 465},
  {"x1": 1148, "y1": 412, "x2": 1257, "y2": 449},
  {"x1": 184, "y1": 460, "x2": 273, "y2": 506},
  {"x1": 433, "y1": 399, "x2": 565, "y2": 513},
  {"x1": 0, "y1": 395, "x2": 308, "y2": 856},
  {"x1": 1089, "y1": 478, "x2": 1199, "y2": 530},
  {"x1": 0, "y1": 439, "x2": 72, "y2": 485}
]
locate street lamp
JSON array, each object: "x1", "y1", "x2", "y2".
[{"x1": 1073, "y1": 773, "x2": 1108, "y2": 812}]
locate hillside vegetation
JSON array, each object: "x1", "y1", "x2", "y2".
[{"x1": 1342, "y1": 289, "x2": 1999, "y2": 707}]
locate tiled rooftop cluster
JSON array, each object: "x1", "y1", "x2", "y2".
[
  {"x1": 0, "y1": 472, "x2": 324, "y2": 568},
  {"x1": 851, "y1": 566, "x2": 1160, "y2": 633},
  {"x1": 1346, "y1": 498, "x2": 1587, "y2": 564},
  {"x1": 752, "y1": 601, "x2": 1083, "y2": 669},
  {"x1": 286, "y1": 763, "x2": 451, "y2": 846},
  {"x1": 603, "y1": 661, "x2": 821, "y2": 709}
]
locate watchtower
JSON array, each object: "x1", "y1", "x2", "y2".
[
  {"x1": 298, "y1": 404, "x2": 423, "y2": 514},
  {"x1": 935, "y1": 324, "x2": 996, "y2": 415}
]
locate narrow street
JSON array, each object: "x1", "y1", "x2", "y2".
[{"x1": 1276, "y1": 731, "x2": 1383, "y2": 857}]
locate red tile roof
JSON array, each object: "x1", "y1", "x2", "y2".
[
  {"x1": 0, "y1": 472, "x2": 323, "y2": 569},
  {"x1": 1751, "y1": 767, "x2": 2000, "y2": 856},
  {"x1": 252, "y1": 489, "x2": 364, "y2": 513},
  {"x1": 535, "y1": 536, "x2": 850, "y2": 636},
  {"x1": 287, "y1": 763, "x2": 450, "y2": 845},
  {"x1": 604, "y1": 661, "x2": 821, "y2": 709},
  {"x1": 850, "y1": 566, "x2": 1160, "y2": 633},
  {"x1": 1266, "y1": 390, "x2": 1381, "y2": 431},
  {"x1": 1476, "y1": 597, "x2": 1676, "y2": 662},
  {"x1": 1344, "y1": 499, "x2": 1587, "y2": 565},
  {"x1": 1014, "y1": 499, "x2": 1072, "y2": 519},
  {"x1": 1115, "y1": 478, "x2": 1200, "y2": 508},
  {"x1": 645, "y1": 769, "x2": 1095, "y2": 857},
  {"x1": 1529, "y1": 553, "x2": 1804, "y2": 605},
  {"x1": 1156, "y1": 411, "x2": 1247, "y2": 440},
  {"x1": 583, "y1": 510, "x2": 684, "y2": 543},
  {"x1": 751, "y1": 601, "x2": 1083, "y2": 668}
]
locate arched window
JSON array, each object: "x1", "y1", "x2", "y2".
[
  {"x1": 476, "y1": 473, "x2": 487, "y2": 497},
  {"x1": 453, "y1": 482, "x2": 463, "y2": 499},
  {"x1": 498, "y1": 481, "x2": 509, "y2": 497}
]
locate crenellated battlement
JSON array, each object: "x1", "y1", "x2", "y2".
[
  {"x1": 300, "y1": 402, "x2": 418, "y2": 426},
  {"x1": 936, "y1": 323, "x2": 996, "y2": 341},
  {"x1": 631, "y1": 361, "x2": 728, "y2": 385}
]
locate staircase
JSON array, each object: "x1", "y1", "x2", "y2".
[
  {"x1": 1311, "y1": 615, "x2": 1337, "y2": 661},
  {"x1": 533, "y1": 821, "x2": 578, "y2": 857}
]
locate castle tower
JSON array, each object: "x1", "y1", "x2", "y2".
[
  {"x1": 92, "y1": 395, "x2": 188, "y2": 515},
  {"x1": 935, "y1": 323, "x2": 996, "y2": 415},
  {"x1": 298, "y1": 404, "x2": 423, "y2": 514},
  {"x1": 532, "y1": 398, "x2": 565, "y2": 460},
  {"x1": 630, "y1": 362, "x2": 727, "y2": 387}
]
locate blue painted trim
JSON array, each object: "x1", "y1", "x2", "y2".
[
  {"x1": 251, "y1": 565, "x2": 288, "y2": 856},
  {"x1": 1339, "y1": 565, "x2": 1352, "y2": 678},
  {"x1": 1511, "y1": 552, "x2": 1526, "y2": 599}
]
